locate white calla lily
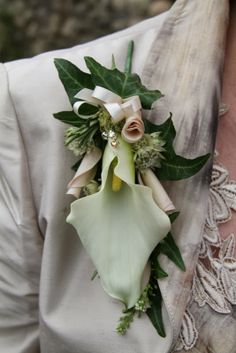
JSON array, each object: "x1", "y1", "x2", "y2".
[{"x1": 67, "y1": 137, "x2": 171, "y2": 308}]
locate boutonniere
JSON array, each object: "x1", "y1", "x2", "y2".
[{"x1": 53, "y1": 41, "x2": 209, "y2": 337}]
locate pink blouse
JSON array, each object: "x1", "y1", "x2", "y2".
[{"x1": 216, "y1": 3, "x2": 236, "y2": 247}]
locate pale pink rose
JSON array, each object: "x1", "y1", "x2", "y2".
[{"x1": 121, "y1": 114, "x2": 145, "y2": 143}]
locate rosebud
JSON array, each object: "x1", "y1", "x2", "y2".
[{"x1": 121, "y1": 114, "x2": 144, "y2": 143}]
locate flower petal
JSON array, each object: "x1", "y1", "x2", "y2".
[
  {"x1": 67, "y1": 139, "x2": 170, "y2": 308},
  {"x1": 121, "y1": 114, "x2": 144, "y2": 143}
]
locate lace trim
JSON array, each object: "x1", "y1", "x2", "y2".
[{"x1": 174, "y1": 161, "x2": 236, "y2": 351}]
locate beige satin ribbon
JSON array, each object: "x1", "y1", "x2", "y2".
[
  {"x1": 73, "y1": 86, "x2": 142, "y2": 123},
  {"x1": 138, "y1": 169, "x2": 175, "y2": 213},
  {"x1": 67, "y1": 147, "x2": 102, "y2": 198}
]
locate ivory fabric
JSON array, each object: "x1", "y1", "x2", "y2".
[
  {"x1": 142, "y1": 0, "x2": 229, "y2": 347},
  {"x1": 175, "y1": 5, "x2": 236, "y2": 352},
  {"x1": 0, "y1": 1, "x2": 230, "y2": 352}
]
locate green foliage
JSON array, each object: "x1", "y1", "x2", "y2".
[
  {"x1": 152, "y1": 258, "x2": 168, "y2": 279},
  {"x1": 144, "y1": 115, "x2": 210, "y2": 180},
  {"x1": 159, "y1": 233, "x2": 186, "y2": 271},
  {"x1": 144, "y1": 114, "x2": 176, "y2": 153},
  {"x1": 146, "y1": 210, "x2": 185, "y2": 336},
  {"x1": 53, "y1": 110, "x2": 86, "y2": 127},
  {"x1": 76, "y1": 103, "x2": 99, "y2": 118},
  {"x1": 53, "y1": 111, "x2": 99, "y2": 157},
  {"x1": 147, "y1": 283, "x2": 166, "y2": 337},
  {"x1": 157, "y1": 153, "x2": 210, "y2": 180},
  {"x1": 84, "y1": 56, "x2": 163, "y2": 109},
  {"x1": 168, "y1": 211, "x2": 180, "y2": 223},
  {"x1": 151, "y1": 212, "x2": 185, "y2": 273},
  {"x1": 54, "y1": 58, "x2": 94, "y2": 105},
  {"x1": 116, "y1": 308, "x2": 136, "y2": 335}
]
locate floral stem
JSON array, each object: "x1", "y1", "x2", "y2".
[{"x1": 124, "y1": 40, "x2": 134, "y2": 74}]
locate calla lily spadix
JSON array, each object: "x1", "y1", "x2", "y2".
[{"x1": 67, "y1": 137, "x2": 171, "y2": 309}]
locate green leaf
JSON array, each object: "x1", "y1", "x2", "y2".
[
  {"x1": 156, "y1": 153, "x2": 210, "y2": 180},
  {"x1": 84, "y1": 56, "x2": 163, "y2": 109},
  {"x1": 144, "y1": 114, "x2": 176, "y2": 158},
  {"x1": 150, "y1": 245, "x2": 168, "y2": 279},
  {"x1": 53, "y1": 111, "x2": 85, "y2": 127},
  {"x1": 144, "y1": 114, "x2": 175, "y2": 143},
  {"x1": 168, "y1": 211, "x2": 180, "y2": 223},
  {"x1": 76, "y1": 103, "x2": 99, "y2": 118},
  {"x1": 54, "y1": 58, "x2": 94, "y2": 105},
  {"x1": 144, "y1": 115, "x2": 210, "y2": 180},
  {"x1": 159, "y1": 233, "x2": 186, "y2": 271},
  {"x1": 152, "y1": 259, "x2": 168, "y2": 279},
  {"x1": 147, "y1": 285, "x2": 166, "y2": 337}
]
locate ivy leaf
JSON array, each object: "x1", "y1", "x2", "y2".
[
  {"x1": 150, "y1": 213, "x2": 185, "y2": 276},
  {"x1": 147, "y1": 284, "x2": 166, "y2": 337},
  {"x1": 144, "y1": 115, "x2": 210, "y2": 180},
  {"x1": 144, "y1": 114, "x2": 176, "y2": 157},
  {"x1": 159, "y1": 233, "x2": 186, "y2": 271},
  {"x1": 54, "y1": 58, "x2": 94, "y2": 105},
  {"x1": 144, "y1": 114, "x2": 174, "y2": 138},
  {"x1": 84, "y1": 56, "x2": 163, "y2": 109},
  {"x1": 156, "y1": 153, "x2": 210, "y2": 181},
  {"x1": 152, "y1": 259, "x2": 168, "y2": 279},
  {"x1": 150, "y1": 243, "x2": 168, "y2": 279},
  {"x1": 169, "y1": 211, "x2": 180, "y2": 223},
  {"x1": 53, "y1": 111, "x2": 86, "y2": 127}
]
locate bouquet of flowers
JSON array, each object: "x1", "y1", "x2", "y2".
[{"x1": 53, "y1": 41, "x2": 209, "y2": 336}]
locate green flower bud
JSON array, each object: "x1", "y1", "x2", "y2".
[{"x1": 83, "y1": 180, "x2": 100, "y2": 196}]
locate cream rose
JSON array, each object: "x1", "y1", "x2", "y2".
[{"x1": 121, "y1": 113, "x2": 145, "y2": 143}]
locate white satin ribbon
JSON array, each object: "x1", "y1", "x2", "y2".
[
  {"x1": 67, "y1": 147, "x2": 102, "y2": 198},
  {"x1": 73, "y1": 86, "x2": 141, "y2": 123}
]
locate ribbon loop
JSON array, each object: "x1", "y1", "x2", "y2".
[
  {"x1": 73, "y1": 86, "x2": 142, "y2": 123},
  {"x1": 104, "y1": 103, "x2": 125, "y2": 123},
  {"x1": 122, "y1": 96, "x2": 142, "y2": 116},
  {"x1": 73, "y1": 101, "x2": 98, "y2": 119},
  {"x1": 74, "y1": 88, "x2": 101, "y2": 104},
  {"x1": 92, "y1": 86, "x2": 122, "y2": 104}
]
